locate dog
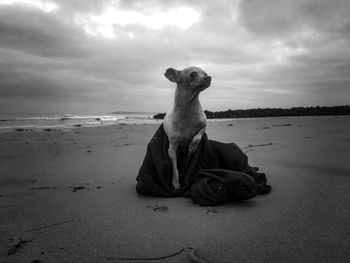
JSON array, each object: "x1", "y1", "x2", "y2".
[{"x1": 163, "y1": 66, "x2": 211, "y2": 190}]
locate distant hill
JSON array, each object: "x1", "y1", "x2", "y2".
[{"x1": 152, "y1": 105, "x2": 350, "y2": 119}]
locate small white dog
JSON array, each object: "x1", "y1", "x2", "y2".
[{"x1": 163, "y1": 67, "x2": 211, "y2": 190}]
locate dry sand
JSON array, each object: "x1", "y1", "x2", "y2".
[{"x1": 0, "y1": 116, "x2": 349, "y2": 263}]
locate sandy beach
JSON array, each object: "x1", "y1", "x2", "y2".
[{"x1": 1, "y1": 116, "x2": 349, "y2": 263}]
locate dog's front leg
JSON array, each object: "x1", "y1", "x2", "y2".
[
  {"x1": 188, "y1": 126, "x2": 206, "y2": 154},
  {"x1": 168, "y1": 141, "x2": 180, "y2": 190}
]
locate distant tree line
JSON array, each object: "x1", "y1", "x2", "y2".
[{"x1": 152, "y1": 105, "x2": 350, "y2": 119}]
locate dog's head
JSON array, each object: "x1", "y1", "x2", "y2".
[{"x1": 164, "y1": 67, "x2": 211, "y2": 92}]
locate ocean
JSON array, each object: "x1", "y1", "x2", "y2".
[
  {"x1": 3, "y1": 112, "x2": 339, "y2": 133},
  {"x1": 0, "y1": 112, "x2": 162, "y2": 132}
]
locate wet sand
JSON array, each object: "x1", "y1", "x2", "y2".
[{"x1": 1, "y1": 116, "x2": 349, "y2": 262}]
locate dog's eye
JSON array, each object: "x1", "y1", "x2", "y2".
[{"x1": 189, "y1": 71, "x2": 198, "y2": 79}]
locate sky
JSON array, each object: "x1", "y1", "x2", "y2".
[{"x1": 0, "y1": 0, "x2": 350, "y2": 114}]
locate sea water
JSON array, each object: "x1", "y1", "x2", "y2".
[{"x1": 0, "y1": 112, "x2": 161, "y2": 132}]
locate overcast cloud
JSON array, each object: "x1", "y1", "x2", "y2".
[{"x1": 0, "y1": 0, "x2": 349, "y2": 114}]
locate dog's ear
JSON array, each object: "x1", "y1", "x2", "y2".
[{"x1": 164, "y1": 68, "x2": 180, "y2": 83}]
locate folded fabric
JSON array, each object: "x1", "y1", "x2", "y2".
[{"x1": 136, "y1": 124, "x2": 271, "y2": 205}]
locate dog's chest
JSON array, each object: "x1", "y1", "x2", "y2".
[{"x1": 164, "y1": 108, "x2": 206, "y2": 142}]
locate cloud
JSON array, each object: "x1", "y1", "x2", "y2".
[
  {"x1": 0, "y1": 6, "x2": 93, "y2": 58},
  {"x1": 0, "y1": 0, "x2": 59, "y2": 13},
  {"x1": 0, "y1": 0, "x2": 349, "y2": 114},
  {"x1": 238, "y1": 0, "x2": 350, "y2": 39}
]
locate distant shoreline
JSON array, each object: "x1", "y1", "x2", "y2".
[{"x1": 153, "y1": 105, "x2": 350, "y2": 119}]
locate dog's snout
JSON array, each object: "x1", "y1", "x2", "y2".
[{"x1": 206, "y1": 76, "x2": 211, "y2": 82}]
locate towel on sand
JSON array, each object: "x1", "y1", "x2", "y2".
[{"x1": 136, "y1": 124, "x2": 271, "y2": 205}]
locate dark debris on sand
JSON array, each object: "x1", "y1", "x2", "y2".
[
  {"x1": 70, "y1": 186, "x2": 86, "y2": 192},
  {"x1": 7, "y1": 237, "x2": 33, "y2": 256},
  {"x1": 68, "y1": 183, "x2": 103, "y2": 192},
  {"x1": 272, "y1": 123, "x2": 292, "y2": 126},
  {"x1": 146, "y1": 205, "x2": 168, "y2": 212},
  {"x1": 30, "y1": 186, "x2": 58, "y2": 191},
  {"x1": 243, "y1": 142, "x2": 273, "y2": 149},
  {"x1": 206, "y1": 207, "x2": 225, "y2": 214}
]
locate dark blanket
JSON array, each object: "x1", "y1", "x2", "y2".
[{"x1": 136, "y1": 124, "x2": 271, "y2": 205}]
